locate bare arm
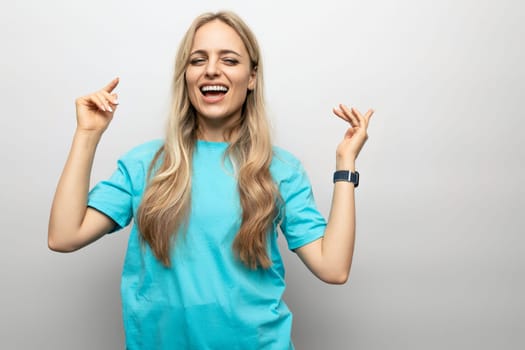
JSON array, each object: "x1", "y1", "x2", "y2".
[
  {"x1": 295, "y1": 105, "x2": 374, "y2": 284},
  {"x1": 48, "y1": 78, "x2": 120, "y2": 252}
]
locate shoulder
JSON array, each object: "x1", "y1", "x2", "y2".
[
  {"x1": 271, "y1": 146, "x2": 302, "y2": 168},
  {"x1": 117, "y1": 139, "x2": 164, "y2": 174},
  {"x1": 119, "y1": 139, "x2": 163, "y2": 163},
  {"x1": 270, "y1": 146, "x2": 307, "y2": 183}
]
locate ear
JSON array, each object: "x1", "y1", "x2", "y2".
[{"x1": 248, "y1": 66, "x2": 257, "y2": 91}]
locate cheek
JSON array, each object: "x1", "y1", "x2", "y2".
[
  {"x1": 232, "y1": 72, "x2": 252, "y2": 93},
  {"x1": 185, "y1": 66, "x2": 201, "y2": 85},
  {"x1": 185, "y1": 71, "x2": 199, "y2": 100}
]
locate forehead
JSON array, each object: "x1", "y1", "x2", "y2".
[{"x1": 191, "y1": 19, "x2": 247, "y2": 54}]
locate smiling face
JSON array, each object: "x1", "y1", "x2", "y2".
[{"x1": 185, "y1": 19, "x2": 256, "y2": 140}]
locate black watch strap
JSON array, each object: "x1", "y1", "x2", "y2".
[{"x1": 333, "y1": 170, "x2": 359, "y2": 187}]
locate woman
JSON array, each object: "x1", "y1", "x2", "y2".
[{"x1": 48, "y1": 11, "x2": 374, "y2": 349}]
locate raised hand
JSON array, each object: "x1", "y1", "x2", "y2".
[
  {"x1": 333, "y1": 104, "x2": 374, "y2": 169},
  {"x1": 75, "y1": 77, "x2": 120, "y2": 134}
]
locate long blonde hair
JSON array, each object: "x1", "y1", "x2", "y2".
[{"x1": 137, "y1": 11, "x2": 278, "y2": 269}]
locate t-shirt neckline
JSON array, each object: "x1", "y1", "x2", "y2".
[{"x1": 196, "y1": 139, "x2": 229, "y2": 148}]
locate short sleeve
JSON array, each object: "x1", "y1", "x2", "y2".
[
  {"x1": 87, "y1": 158, "x2": 134, "y2": 233},
  {"x1": 278, "y1": 162, "x2": 326, "y2": 251}
]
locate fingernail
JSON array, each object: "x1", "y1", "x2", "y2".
[
  {"x1": 113, "y1": 99, "x2": 119, "y2": 105},
  {"x1": 107, "y1": 106, "x2": 113, "y2": 112}
]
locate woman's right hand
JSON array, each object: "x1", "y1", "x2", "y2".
[{"x1": 75, "y1": 77, "x2": 120, "y2": 134}]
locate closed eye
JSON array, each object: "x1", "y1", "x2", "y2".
[
  {"x1": 189, "y1": 57, "x2": 206, "y2": 65},
  {"x1": 222, "y1": 58, "x2": 239, "y2": 66}
]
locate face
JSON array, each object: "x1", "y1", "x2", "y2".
[{"x1": 185, "y1": 20, "x2": 256, "y2": 135}]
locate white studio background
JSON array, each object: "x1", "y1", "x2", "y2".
[{"x1": 1, "y1": 0, "x2": 524, "y2": 349}]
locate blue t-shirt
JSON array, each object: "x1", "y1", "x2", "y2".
[{"x1": 88, "y1": 140, "x2": 326, "y2": 349}]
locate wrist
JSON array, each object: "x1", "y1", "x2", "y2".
[
  {"x1": 73, "y1": 129, "x2": 103, "y2": 148},
  {"x1": 335, "y1": 158, "x2": 355, "y2": 171}
]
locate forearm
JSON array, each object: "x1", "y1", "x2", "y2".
[
  {"x1": 48, "y1": 130, "x2": 101, "y2": 250},
  {"x1": 321, "y1": 159, "x2": 356, "y2": 280}
]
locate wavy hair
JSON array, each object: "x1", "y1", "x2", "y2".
[{"x1": 137, "y1": 11, "x2": 278, "y2": 269}]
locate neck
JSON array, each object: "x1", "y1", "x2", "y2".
[
  {"x1": 197, "y1": 128, "x2": 228, "y2": 142},
  {"x1": 196, "y1": 114, "x2": 240, "y2": 142}
]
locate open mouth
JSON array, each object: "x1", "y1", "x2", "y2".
[{"x1": 200, "y1": 85, "x2": 229, "y2": 97}]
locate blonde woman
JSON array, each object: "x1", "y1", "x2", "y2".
[{"x1": 48, "y1": 11, "x2": 374, "y2": 349}]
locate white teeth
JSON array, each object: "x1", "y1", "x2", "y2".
[{"x1": 201, "y1": 85, "x2": 228, "y2": 92}]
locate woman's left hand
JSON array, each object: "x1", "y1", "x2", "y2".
[{"x1": 333, "y1": 104, "x2": 374, "y2": 169}]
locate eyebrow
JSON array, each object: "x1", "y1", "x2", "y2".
[{"x1": 190, "y1": 49, "x2": 242, "y2": 57}]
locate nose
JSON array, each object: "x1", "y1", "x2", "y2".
[{"x1": 205, "y1": 58, "x2": 220, "y2": 78}]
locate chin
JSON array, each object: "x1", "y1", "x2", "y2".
[{"x1": 196, "y1": 106, "x2": 242, "y2": 122}]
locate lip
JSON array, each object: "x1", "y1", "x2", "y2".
[
  {"x1": 199, "y1": 83, "x2": 229, "y2": 104},
  {"x1": 201, "y1": 92, "x2": 226, "y2": 104}
]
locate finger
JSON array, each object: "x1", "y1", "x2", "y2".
[
  {"x1": 364, "y1": 108, "x2": 374, "y2": 122},
  {"x1": 333, "y1": 107, "x2": 351, "y2": 123},
  {"x1": 341, "y1": 104, "x2": 360, "y2": 127},
  {"x1": 90, "y1": 93, "x2": 108, "y2": 112},
  {"x1": 350, "y1": 107, "x2": 369, "y2": 126},
  {"x1": 111, "y1": 93, "x2": 119, "y2": 105},
  {"x1": 103, "y1": 77, "x2": 120, "y2": 93},
  {"x1": 101, "y1": 90, "x2": 119, "y2": 106},
  {"x1": 94, "y1": 92, "x2": 114, "y2": 112}
]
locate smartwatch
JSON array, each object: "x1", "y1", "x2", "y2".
[{"x1": 333, "y1": 170, "x2": 359, "y2": 187}]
